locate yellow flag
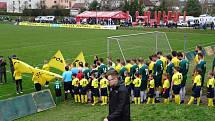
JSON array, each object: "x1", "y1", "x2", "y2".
[
  {"x1": 73, "y1": 51, "x2": 86, "y2": 67},
  {"x1": 32, "y1": 68, "x2": 62, "y2": 86},
  {"x1": 48, "y1": 50, "x2": 66, "y2": 71},
  {"x1": 12, "y1": 59, "x2": 34, "y2": 74}
]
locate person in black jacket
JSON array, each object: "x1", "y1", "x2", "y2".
[
  {"x1": 0, "y1": 56, "x2": 7, "y2": 84},
  {"x1": 104, "y1": 70, "x2": 130, "y2": 121}
]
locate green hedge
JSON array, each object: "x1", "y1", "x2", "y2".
[{"x1": 23, "y1": 9, "x2": 70, "y2": 16}]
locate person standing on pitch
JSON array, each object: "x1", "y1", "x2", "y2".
[
  {"x1": 104, "y1": 70, "x2": 130, "y2": 121},
  {"x1": 62, "y1": 66, "x2": 73, "y2": 100},
  {"x1": 0, "y1": 56, "x2": 7, "y2": 84}
]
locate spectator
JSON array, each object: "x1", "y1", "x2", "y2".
[
  {"x1": 211, "y1": 22, "x2": 214, "y2": 30},
  {"x1": 104, "y1": 70, "x2": 130, "y2": 121},
  {"x1": 0, "y1": 56, "x2": 7, "y2": 84}
]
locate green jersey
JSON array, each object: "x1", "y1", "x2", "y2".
[
  {"x1": 98, "y1": 64, "x2": 108, "y2": 77},
  {"x1": 54, "y1": 80, "x2": 62, "y2": 90},
  {"x1": 130, "y1": 64, "x2": 139, "y2": 78},
  {"x1": 139, "y1": 64, "x2": 148, "y2": 81},
  {"x1": 179, "y1": 59, "x2": 189, "y2": 75},
  {"x1": 166, "y1": 62, "x2": 174, "y2": 80},
  {"x1": 196, "y1": 60, "x2": 206, "y2": 74},
  {"x1": 119, "y1": 67, "x2": 127, "y2": 80},
  {"x1": 83, "y1": 68, "x2": 91, "y2": 79},
  {"x1": 154, "y1": 59, "x2": 163, "y2": 76}
]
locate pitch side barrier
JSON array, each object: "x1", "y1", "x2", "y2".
[
  {"x1": 18, "y1": 22, "x2": 117, "y2": 30},
  {"x1": 0, "y1": 89, "x2": 55, "y2": 121}
]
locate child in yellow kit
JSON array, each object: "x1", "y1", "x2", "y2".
[
  {"x1": 100, "y1": 74, "x2": 109, "y2": 105},
  {"x1": 162, "y1": 73, "x2": 170, "y2": 104},
  {"x1": 91, "y1": 74, "x2": 99, "y2": 105},
  {"x1": 206, "y1": 72, "x2": 214, "y2": 107},
  {"x1": 72, "y1": 74, "x2": 80, "y2": 103},
  {"x1": 147, "y1": 75, "x2": 155, "y2": 104},
  {"x1": 133, "y1": 74, "x2": 141, "y2": 104},
  {"x1": 80, "y1": 76, "x2": 89, "y2": 104}
]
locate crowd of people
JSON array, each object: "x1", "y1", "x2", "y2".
[
  {"x1": 0, "y1": 46, "x2": 215, "y2": 107},
  {"x1": 56, "y1": 46, "x2": 215, "y2": 107}
]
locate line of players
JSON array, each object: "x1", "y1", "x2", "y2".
[{"x1": 56, "y1": 49, "x2": 214, "y2": 107}]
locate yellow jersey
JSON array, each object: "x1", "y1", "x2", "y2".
[
  {"x1": 80, "y1": 78, "x2": 89, "y2": 87},
  {"x1": 125, "y1": 63, "x2": 132, "y2": 72},
  {"x1": 163, "y1": 79, "x2": 170, "y2": 89},
  {"x1": 13, "y1": 70, "x2": 22, "y2": 80},
  {"x1": 91, "y1": 78, "x2": 99, "y2": 88},
  {"x1": 171, "y1": 57, "x2": 180, "y2": 67},
  {"x1": 42, "y1": 64, "x2": 50, "y2": 71},
  {"x1": 125, "y1": 76, "x2": 131, "y2": 86},
  {"x1": 100, "y1": 78, "x2": 109, "y2": 88},
  {"x1": 149, "y1": 61, "x2": 155, "y2": 74},
  {"x1": 72, "y1": 78, "x2": 79, "y2": 87},
  {"x1": 160, "y1": 56, "x2": 167, "y2": 71},
  {"x1": 172, "y1": 72, "x2": 182, "y2": 85},
  {"x1": 133, "y1": 78, "x2": 141, "y2": 88},
  {"x1": 207, "y1": 78, "x2": 214, "y2": 88},
  {"x1": 115, "y1": 63, "x2": 121, "y2": 73},
  {"x1": 194, "y1": 74, "x2": 202, "y2": 86},
  {"x1": 32, "y1": 74, "x2": 40, "y2": 84},
  {"x1": 148, "y1": 79, "x2": 155, "y2": 88}
]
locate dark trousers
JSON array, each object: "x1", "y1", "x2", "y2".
[
  {"x1": 16, "y1": 79, "x2": 22, "y2": 92},
  {"x1": 35, "y1": 83, "x2": 42, "y2": 91},
  {"x1": 0, "y1": 71, "x2": 7, "y2": 83}
]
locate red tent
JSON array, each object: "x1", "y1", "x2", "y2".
[{"x1": 76, "y1": 11, "x2": 130, "y2": 24}]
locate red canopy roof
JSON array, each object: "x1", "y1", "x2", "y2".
[{"x1": 76, "y1": 11, "x2": 129, "y2": 19}]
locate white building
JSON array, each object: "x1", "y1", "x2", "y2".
[{"x1": 7, "y1": 0, "x2": 41, "y2": 13}]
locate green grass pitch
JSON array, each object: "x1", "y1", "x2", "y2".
[{"x1": 0, "y1": 23, "x2": 215, "y2": 121}]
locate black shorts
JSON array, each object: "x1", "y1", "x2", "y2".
[
  {"x1": 81, "y1": 87, "x2": 88, "y2": 95},
  {"x1": 163, "y1": 89, "x2": 170, "y2": 99},
  {"x1": 35, "y1": 83, "x2": 41, "y2": 91},
  {"x1": 73, "y1": 86, "x2": 80, "y2": 94},
  {"x1": 154, "y1": 75, "x2": 162, "y2": 87},
  {"x1": 207, "y1": 89, "x2": 214, "y2": 98},
  {"x1": 134, "y1": 87, "x2": 140, "y2": 97},
  {"x1": 101, "y1": 88, "x2": 108, "y2": 96},
  {"x1": 126, "y1": 85, "x2": 131, "y2": 95},
  {"x1": 55, "y1": 89, "x2": 62, "y2": 97},
  {"x1": 173, "y1": 85, "x2": 181, "y2": 95},
  {"x1": 92, "y1": 88, "x2": 99, "y2": 97},
  {"x1": 148, "y1": 88, "x2": 155, "y2": 98},
  {"x1": 181, "y1": 75, "x2": 187, "y2": 87},
  {"x1": 140, "y1": 79, "x2": 147, "y2": 91},
  {"x1": 64, "y1": 81, "x2": 72, "y2": 92},
  {"x1": 192, "y1": 86, "x2": 201, "y2": 98}
]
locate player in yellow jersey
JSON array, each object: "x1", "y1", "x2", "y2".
[
  {"x1": 14, "y1": 70, "x2": 23, "y2": 94},
  {"x1": 72, "y1": 74, "x2": 80, "y2": 103},
  {"x1": 148, "y1": 55, "x2": 155, "y2": 74},
  {"x1": 125, "y1": 59, "x2": 132, "y2": 73},
  {"x1": 147, "y1": 75, "x2": 155, "y2": 104},
  {"x1": 162, "y1": 73, "x2": 170, "y2": 104},
  {"x1": 206, "y1": 72, "x2": 214, "y2": 107},
  {"x1": 194, "y1": 45, "x2": 204, "y2": 65},
  {"x1": 188, "y1": 69, "x2": 202, "y2": 106},
  {"x1": 100, "y1": 74, "x2": 109, "y2": 105},
  {"x1": 124, "y1": 72, "x2": 131, "y2": 95},
  {"x1": 91, "y1": 74, "x2": 99, "y2": 105},
  {"x1": 171, "y1": 51, "x2": 180, "y2": 68},
  {"x1": 172, "y1": 67, "x2": 182, "y2": 105},
  {"x1": 80, "y1": 76, "x2": 89, "y2": 104},
  {"x1": 133, "y1": 74, "x2": 141, "y2": 104},
  {"x1": 114, "y1": 59, "x2": 121, "y2": 73}
]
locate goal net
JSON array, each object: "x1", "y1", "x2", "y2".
[{"x1": 107, "y1": 31, "x2": 172, "y2": 62}]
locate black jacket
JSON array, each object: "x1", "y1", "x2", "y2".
[
  {"x1": 107, "y1": 83, "x2": 130, "y2": 121},
  {"x1": 0, "y1": 61, "x2": 7, "y2": 72}
]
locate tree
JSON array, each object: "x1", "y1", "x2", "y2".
[
  {"x1": 185, "y1": 0, "x2": 202, "y2": 17},
  {"x1": 89, "y1": 0, "x2": 100, "y2": 11}
]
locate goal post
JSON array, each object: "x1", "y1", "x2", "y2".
[{"x1": 107, "y1": 31, "x2": 172, "y2": 62}]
